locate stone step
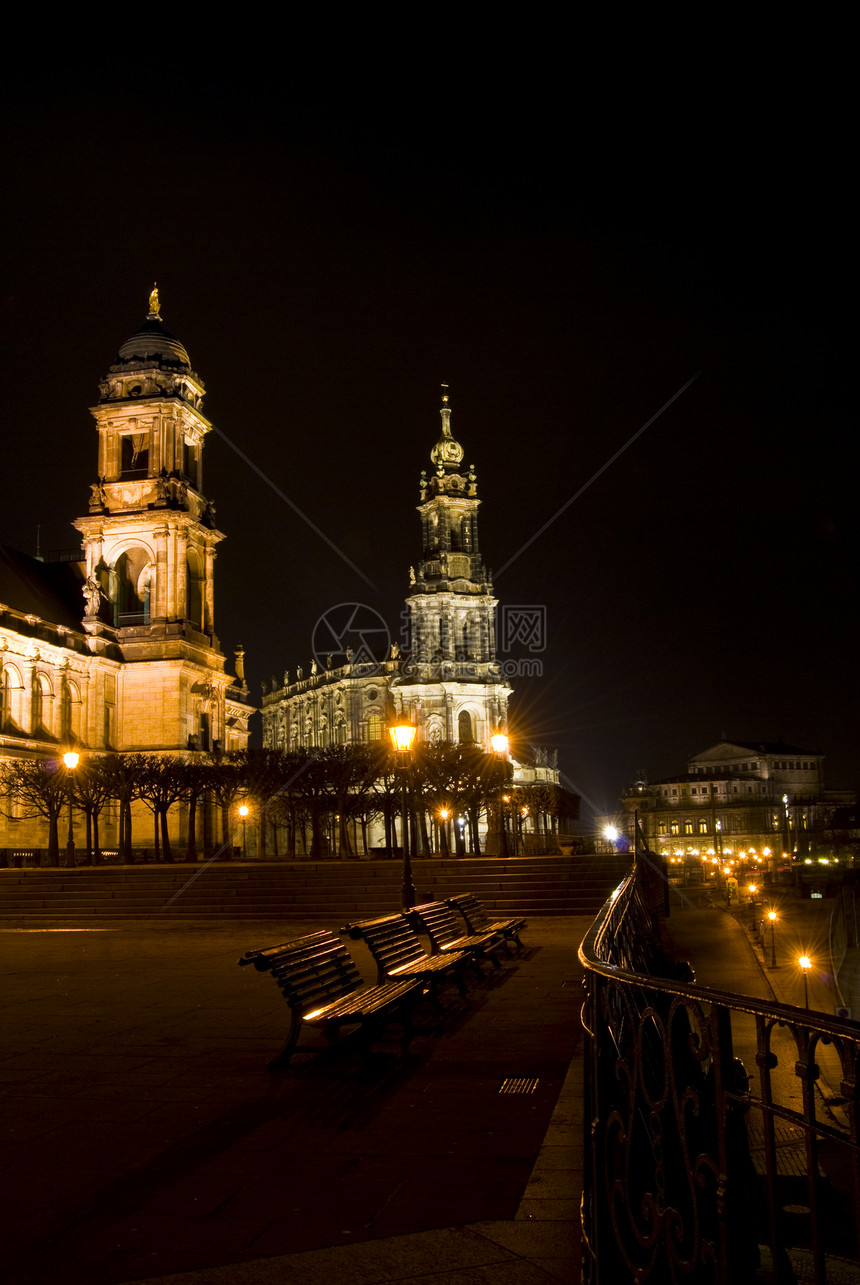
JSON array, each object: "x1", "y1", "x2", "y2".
[{"x1": 0, "y1": 856, "x2": 631, "y2": 920}]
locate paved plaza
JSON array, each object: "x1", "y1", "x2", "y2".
[{"x1": 0, "y1": 915, "x2": 586, "y2": 1285}]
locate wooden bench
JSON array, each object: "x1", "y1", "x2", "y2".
[
  {"x1": 408, "y1": 901, "x2": 504, "y2": 971},
  {"x1": 238, "y1": 929, "x2": 424, "y2": 1069},
  {"x1": 343, "y1": 913, "x2": 471, "y2": 1004},
  {"x1": 447, "y1": 893, "x2": 527, "y2": 951}
]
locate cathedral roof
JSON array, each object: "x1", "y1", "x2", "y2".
[{"x1": 0, "y1": 544, "x2": 85, "y2": 632}]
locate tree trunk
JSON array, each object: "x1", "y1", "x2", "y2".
[
  {"x1": 121, "y1": 800, "x2": 134, "y2": 863},
  {"x1": 160, "y1": 807, "x2": 172, "y2": 862},
  {"x1": 310, "y1": 805, "x2": 323, "y2": 858},
  {"x1": 469, "y1": 806, "x2": 482, "y2": 855},
  {"x1": 47, "y1": 812, "x2": 60, "y2": 866},
  {"x1": 417, "y1": 807, "x2": 431, "y2": 856},
  {"x1": 338, "y1": 802, "x2": 353, "y2": 857},
  {"x1": 186, "y1": 794, "x2": 198, "y2": 862},
  {"x1": 93, "y1": 809, "x2": 101, "y2": 864}
]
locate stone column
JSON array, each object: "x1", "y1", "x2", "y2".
[
  {"x1": 176, "y1": 530, "x2": 188, "y2": 622},
  {"x1": 204, "y1": 545, "x2": 216, "y2": 635},
  {"x1": 20, "y1": 655, "x2": 35, "y2": 736},
  {"x1": 154, "y1": 527, "x2": 169, "y2": 621}
]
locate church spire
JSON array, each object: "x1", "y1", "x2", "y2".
[{"x1": 430, "y1": 384, "x2": 465, "y2": 472}]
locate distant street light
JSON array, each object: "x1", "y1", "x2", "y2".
[
  {"x1": 389, "y1": 719, "x2": 417, "y2": 908},
  {"x1": 799, "y1": 955, "x2": 812, "y2": 1009},
  {"x1": 748, "y1": 883, "x2": 758, "y2": 929},
  {"x1": 768, "y1": 910, "x2": 778, "y2": 968},
  {"x1": 238, "y1": 804, "x2": 249, "y2": 860},
  {"x1": 62, "y1": 751, "x2": 79, "y2": 869}
]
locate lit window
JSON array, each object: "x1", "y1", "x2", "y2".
[
  {"x1": 658, "y1": 821, "x2": 667, "y2": 835},
  {"x1": 698, "y1": 819, "x2": 708, "y2": 834},
  {"x1": 366, "y1": 714, "x2": 383, "y2": 741},
  {"x1": 670, "y1": 821, "x2": 680, "y2": 836},
  {"x1": 684, "y1": 820, "x2": 694, "y2": 835}
]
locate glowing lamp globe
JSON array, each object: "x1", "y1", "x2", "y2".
[{"x1": 389, "y1": 722, "x2": 417, "y2": 754}]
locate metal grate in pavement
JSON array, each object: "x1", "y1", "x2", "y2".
[{"x1": 499, "y1": 1076, "x2": 539, "y2": 1094}]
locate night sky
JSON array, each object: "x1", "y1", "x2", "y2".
[{"x1": 0, "y1": 58, "x2": 853, "y2": 826}]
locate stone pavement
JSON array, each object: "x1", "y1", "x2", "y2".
[{"x1": 0, "y1": 915, "x2": 588, "y2": 1285}]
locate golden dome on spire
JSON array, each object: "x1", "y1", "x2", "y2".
[{"x1": 430, "y1": 384, "x2": 464, "y2": 469}]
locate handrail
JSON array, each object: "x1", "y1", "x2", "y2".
[{"x1": 579, "y1": 871, "x2": 860, "y2": 1284}]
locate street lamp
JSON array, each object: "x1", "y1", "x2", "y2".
[
  {"x1": 799, "y1": 955, "x2": 812, "y2": 1009},
  {"x1": 438, "y1": 807, "x2": 450, "y2": 857},
  {"x1": 768, "y1": 910, "x2": 778, "y2": 968},
  {"x1": 748, "y1": 883, "x2": 758, "y2": 930},
  {"x1": 62, "y1": 751, "x2": 79, "y2": 868},
  {"x1": 238, "y1": 804, "x2": 249, "y2": 859},
  {"x1": 389, "y1": 719, "x2": 417, "y2": 909},
  {"x1": 490, "y1": 730, "x2": 510, "y2": 857},
  {"x1": 603, "y1": 825, "x2": 620, "y2": 850}
]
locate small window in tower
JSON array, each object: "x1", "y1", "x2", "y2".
[
  {"x1": 121, "y1": 433, "x2": 149, "y2": 478},
  {"x1": 183, "y1": 438, "x2": 196, "y2": 484},
  {"x1": 458, "y1": 710, "x2": 474, "y2": 743}
]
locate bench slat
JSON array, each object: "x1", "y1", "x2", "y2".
[
  {"x1": 239, "y1": 930, "x2": 423, "y2": 1068},
  {"x1": 343, "y1": 913, "x2": 470, "y2": 1000}
]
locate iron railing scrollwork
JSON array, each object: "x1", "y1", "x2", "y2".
[{"x1": 580, "y1": 868, "x2": 860, "y2": 1284}]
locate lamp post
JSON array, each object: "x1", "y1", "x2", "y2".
[
  {"x1": 62, "y1": 751, "x2": 79, "y2": 868},
  {"x1": 389, "y1": 719, "x2": 417, "y2": 909},
  {"x1": 768, "y1": 910, "x2": 778, "y2": 968},
  {"x1": 799, "y1": 955, "x2": 811, "y2": 1009},
  {"x1": 748, "y1": 883, "x2": 758, "y2": 930},
  {"x1": 438, "y1": 807, "x2": 450, "y2": 857},
  {"x1": 238, "y1": 804, "x2": 249, "y2": 860},
  {"x1": 490, "y1": 730, "x2": 510, "y2": 857}
]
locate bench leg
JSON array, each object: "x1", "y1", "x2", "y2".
[{"x1": 268, "y1": 1013, "x2": 302, "y2": 1071}]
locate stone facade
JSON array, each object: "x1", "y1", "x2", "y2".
[
  {"x1": 618, "y1": 739, "x2": 850, "y2": 868},
  {"x1": 260, "y1": 389, "x2": 558, "y2": 850},
  {"x1": 0, "y1": 291, "x2": 253, "y2": 852},
  {"x1": 261, "y1": 390, "x2": 516, "y2": 757}
]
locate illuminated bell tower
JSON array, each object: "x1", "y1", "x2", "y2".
[
  {"x1": 73, "y1": 288, "x2": 233, "y2": 751},
  {"x1": 394, "y1": 388, "x2": 510, "y2": 745}
]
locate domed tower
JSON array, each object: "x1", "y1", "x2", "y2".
[
  {"x1": 73, "y1": 288, "x2": 244, "y2": 751},
  {"x1": 393, "y1": 388, "x2": 511, "y2": 746}
]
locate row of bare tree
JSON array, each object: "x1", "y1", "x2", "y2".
[{"x1": 0, "y1": 743, "x2": 579, "y2": 866}]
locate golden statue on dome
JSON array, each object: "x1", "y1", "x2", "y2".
[{"x1": 148, "y1": 283, "x2": 161, "y2": 317}]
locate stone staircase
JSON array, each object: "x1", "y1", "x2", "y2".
[{"x1": 0, "y1": 854, "x2": 631, "y2": 922}]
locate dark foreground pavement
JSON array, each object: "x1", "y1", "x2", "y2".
[{"x1": 0, "y1": 916, "x2": 587, "y2": 1285}]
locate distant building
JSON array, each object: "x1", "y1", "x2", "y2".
[
  {"x1": 0, "y1": 291, "x2": 253, "y2": 851},
  {"x1": 260, "y1": 390, "x2": 563, "y2": 846},
  {"x1": 619, "y1": 739, "x2": 855, "y2": 867}
]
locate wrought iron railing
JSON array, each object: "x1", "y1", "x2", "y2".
[{"x1": 580, "y1": 859, "x2": 860, "y2": 1284}]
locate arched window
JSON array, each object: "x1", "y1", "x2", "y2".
[
  {"x1": 59, "y1": 678, "x2": 81, "y2": 742},
  {"x1": 1, "y1": 664, "x2": 24, "y2": 732},
  {"x1": 32, "y1": 673, "x2": 54, "y2": 737},
  {"x1": 186, "y1": 549, "x2": 204, "y2": 629},
  {"x1": 113, "y1": 547, "x2": 151, "y2": 626},
  {"x1": 366, "y1": 713, "x2": 383, "y2": 742},
  {"x1": 458, "y1": 710, "x2": 473, "y2": 743}
]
